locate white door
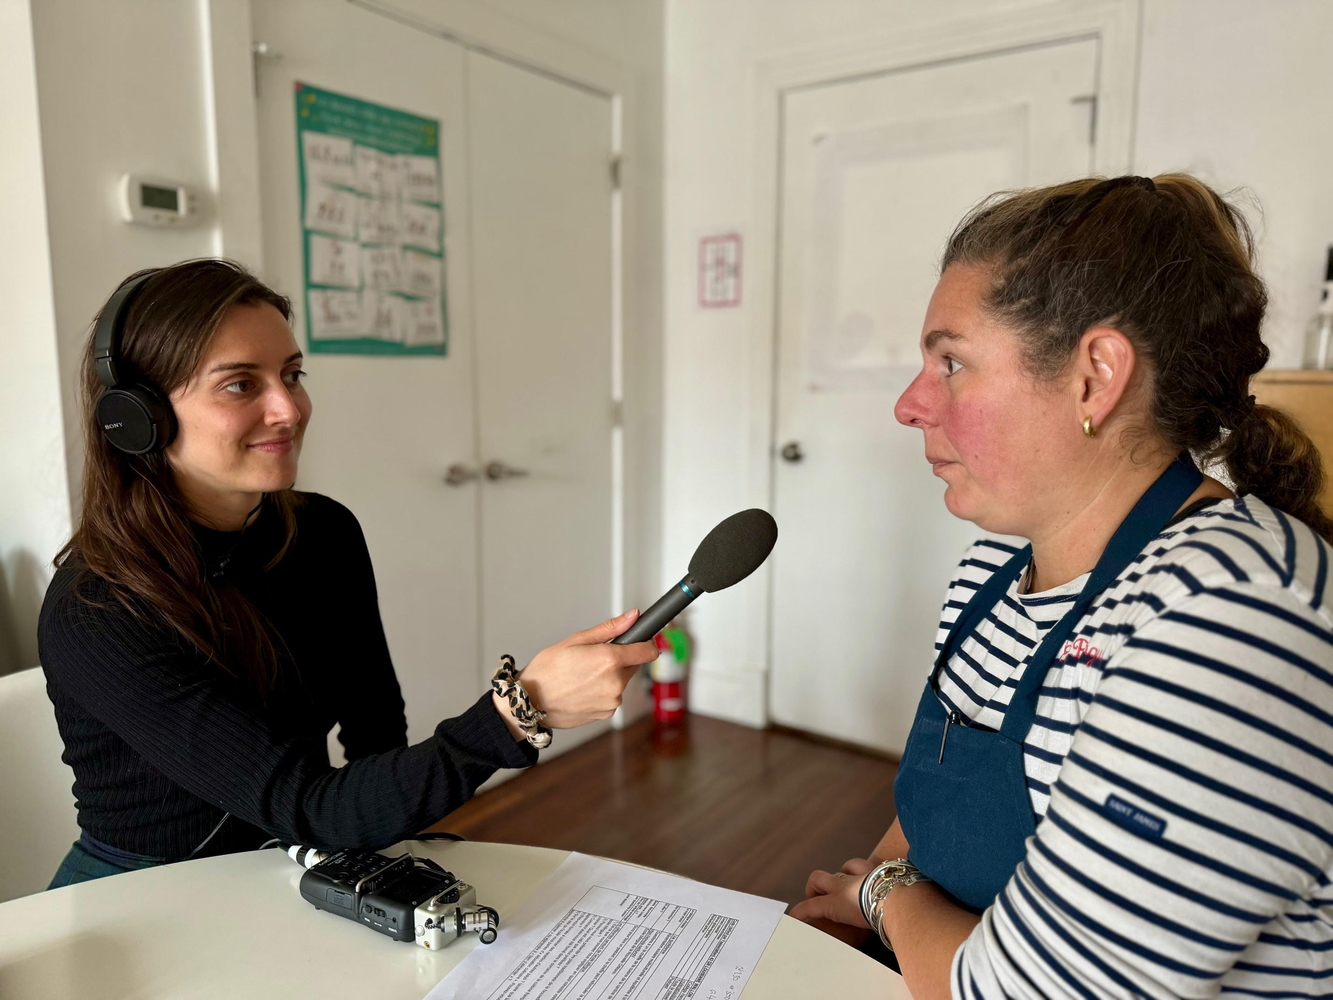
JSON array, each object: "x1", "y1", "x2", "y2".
[
  {"x1": 254, "y1": 0, "x2": 481, "y2": 748},
  {"x1": 769, "y1": 41, "x2": 1098, "y2": 755},
  {"x1": 467, "y1": 52, "x2": 616, "y2": 754},
  {"x1": 252, "y1": 3, "x2": 616, "y2": 757}
]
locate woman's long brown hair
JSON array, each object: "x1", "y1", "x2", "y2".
[
  {"x1": 57, "y1": 259, "x2": 303, "y2": 700},
  {"x1": 942, "y1": 173, "x2": 1333, "y2": 543}
]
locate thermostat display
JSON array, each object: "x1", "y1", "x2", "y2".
[{"x1": 118, "y1": 174, "x2": 201, "y2": 227}]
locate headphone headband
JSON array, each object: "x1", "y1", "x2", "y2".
[{"x1": 93, "y1": 272, "x2": 155, "y2": 388}]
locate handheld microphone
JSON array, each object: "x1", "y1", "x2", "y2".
[{"x1": 612, "y1": 508, "x2": 778, "y2": 645}]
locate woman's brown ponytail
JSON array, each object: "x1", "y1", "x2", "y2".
[
  {"x1": 942, "y1": 173, "x2": 1333, "y2": 543},
  {"x1": 1212, "y1": 404, "x2": 1329, "y2": 537}
]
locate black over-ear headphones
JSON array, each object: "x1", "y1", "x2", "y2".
[{"x1": 93, "y1": 272, "x2": 178, "y2": 455}]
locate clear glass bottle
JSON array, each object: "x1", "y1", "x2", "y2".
[{"x1": 1303, "y1": 246, "x2": 1333, "y2": 369}]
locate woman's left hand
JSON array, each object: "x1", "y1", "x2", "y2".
[{"x1": 789, "y1": 857, "x2": 874, "y2": 930}]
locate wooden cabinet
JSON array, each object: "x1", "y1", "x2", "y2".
[{"x1": 1251, "y1": 369, "x2": 1333, "y2": 514}]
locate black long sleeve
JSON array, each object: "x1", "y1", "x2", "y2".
[
  {"x1": 316, "y1": 504, "x2": 414, "y2": 763},
  {"x1": 38, "y1": 493, "x2": 535, "y2": 859}
]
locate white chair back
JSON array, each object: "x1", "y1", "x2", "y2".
[{"x1": 0, "y1": 666, "x2": 78, "y2": 902}]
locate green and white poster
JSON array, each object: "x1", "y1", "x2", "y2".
[{"x1": 295, "y1": 82, "x2": 447, "y2": 355}]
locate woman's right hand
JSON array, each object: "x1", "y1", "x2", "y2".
[
  {"x1": 791, "y1": 857, "x2": 874, "y2": 936},
  {"x1": 494, "y1": 610, "x2": 660, "y2": 733},
  {"x1": 792, "y1": 819, "x2": 910, "y2": 944}
]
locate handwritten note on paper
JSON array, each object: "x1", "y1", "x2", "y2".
[
  {"x1": 427, "y1": 854, "x2": 785, "y2": 1000},
  {"x1": 362, "y1": 290, "x2": 408, "y2": 343},
  {"x1": 361, "y1": 246, "x2": 404, "y2": 292},
  {"x1": 407, "y1": 299, "x2": 445, "y2": 347},
  {"x1": 356, "y1": 145, "x2": 400, "y2": 197},
  {"x1": 358, "y1": 197, "x2": 400, "y2": 246},
  {"x1": 402, "y1": 249, "x2": 442, "y2": 298},
  {"x1": 304, "y1": 183, "x2": 359, "y2": 240},
  {"x1": 399, "y1": 154, "x2": 440, "y2": 203},
  {"x1": 301, "y1": 132, "x2": 355, "y2": 188},
  {"x1": 306, "y1": 290, "x2": 362, "y2": 340},
  {"x1": 308, "y1": 235, "x2": 360, "y2": 288},
  {"x1": 400, "y1": 202, "x2": 441, "y2": 252}
]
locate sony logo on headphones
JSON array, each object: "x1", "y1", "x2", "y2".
[{"x1": 103, "y1": 421, "x2": 124, "y2": 430}]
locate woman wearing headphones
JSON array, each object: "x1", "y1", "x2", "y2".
[
  {"x1": 40, "y1": 259, "x2": 658, "y2": 887},
  {"x1": 791, "y1": 176, "x2": 1333, "y2": 998}
]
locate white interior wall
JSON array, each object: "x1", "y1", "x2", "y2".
[
  {"x1": 663, "y1": 0, "x2": 1333, "y2": 727},
  {"x1": 1133, "y1": 0, "x2": 1333, "y2": 369},
  {"x1": 30, "y1": 0, "x2": 224, "y2": 517},
  {"x1": 0, "y1": 0, "x2": 68, "y2": 676}
]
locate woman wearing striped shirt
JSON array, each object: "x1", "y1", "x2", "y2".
[{"x1": 790, "y1": 174, "x2": 1333, "y2": 999}]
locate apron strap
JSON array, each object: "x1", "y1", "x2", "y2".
[
  {"x1": 932, "y1": 455, "x2": 1203, "y2": 740},
  {"x1": 932, "y1": 545, "x2": 1031, "y2": 688},
  {"x1": 997, "y1": 455, "x2": 1203, "y2": 739}
]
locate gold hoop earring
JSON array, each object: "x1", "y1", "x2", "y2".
[{"x1": 1082, "y1": 415, "x2": 1097, "y2": 438}]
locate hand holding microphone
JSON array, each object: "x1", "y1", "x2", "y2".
[
  {"x1": 492, "y1": 508, "x2": 778, "y2": 739},
  {"x1": 508, "y1": 611, "x2": 661, "y2": 731}
]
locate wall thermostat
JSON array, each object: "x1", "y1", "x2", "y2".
[{"x1": 118, "y1": 174, "x2": 201, "y2": 227}]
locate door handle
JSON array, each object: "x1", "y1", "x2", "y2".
[
  {"x1": 484, "y1": 461, "x2": 530, "y2": 481},
  {"x1": 444, "y1": 463, "x2": 479, "y2": 486},
  {"x1": 780, "y1": 441, "x2": 804, "y2": 463}
]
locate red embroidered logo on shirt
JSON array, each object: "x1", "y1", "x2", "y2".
[{"x1": 1061, "y1": 636, "x2": 1103, "y2": 664}]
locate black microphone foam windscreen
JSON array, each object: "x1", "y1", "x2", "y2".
[{"x1": 687, "y1": 509, "x2": 779, "y2": 593}]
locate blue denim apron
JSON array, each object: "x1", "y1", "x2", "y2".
[{"x1": 893, "y1": 456, "x2": 1202, "y2": 912}]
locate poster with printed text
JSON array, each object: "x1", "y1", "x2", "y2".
[{"x1": 295, "y1": 82, "x2": 447, "y2": 355}]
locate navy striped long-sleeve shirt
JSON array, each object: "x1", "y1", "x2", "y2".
[{"x1": 932, "y1": 495, "x2": 1333, "y2": 998}]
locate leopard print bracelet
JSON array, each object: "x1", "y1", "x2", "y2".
[{"x1": 491, "y1": 654, "x2": 553, "y2": 749}]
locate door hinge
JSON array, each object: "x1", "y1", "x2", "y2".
[
  {"x1": 609, "y1": 155, "x2": 622, "y2": 191},
  {"x1": 611, "y1": 399, "x2": 624, "y2": 428},
  {"x1": 251, "y1": 41, "x2": 282, "y2": 98},
  {"x1": 1071, "y1": 94, "x2": 1098, "y2": 146}
]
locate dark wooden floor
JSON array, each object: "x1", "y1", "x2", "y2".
[{"x1": 429, "y1": 714, "x2": 898, "y2": 905}]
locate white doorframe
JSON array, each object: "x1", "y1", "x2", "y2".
[
  {"x1": 742, "y1": 0, "x2": 1142, "y2": 726},
  {"x1": 205, "y1": 0, "x2": 650, "y2": 724},
  {"x1": 202, "y1": 0, "x2": 266, "y2": 270}
]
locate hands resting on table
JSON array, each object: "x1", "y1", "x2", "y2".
[{"x1": 789, "y1": 819, "x2": 980, "y2": 1000}]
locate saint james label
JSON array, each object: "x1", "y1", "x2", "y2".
[{"x1": 1103, "y1": 794, "x2": 1167, "y2": 837}]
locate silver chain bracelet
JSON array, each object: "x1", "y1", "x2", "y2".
[
  {"x1": 491, "y1": 654, "x2": 553, "y2": 748},
  {"x1": 859, "y1": 858, "x2": 926, "y2": 951}
]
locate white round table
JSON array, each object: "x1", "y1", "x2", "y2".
[{"x1": 0, "y1": 840, "x2": 909, "y2": 998}]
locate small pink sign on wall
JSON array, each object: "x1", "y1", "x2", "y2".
[{"x1": 698, "y1": 233, "x2": 743, "y2": 308}]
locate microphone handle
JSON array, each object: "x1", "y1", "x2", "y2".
[{"x1": 611, "y1": 575, "x2": 703, "y2": 645}]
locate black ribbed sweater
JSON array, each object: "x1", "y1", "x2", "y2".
[{"x1": 37, "y1": 492, "x2": 535, "y2": 860}]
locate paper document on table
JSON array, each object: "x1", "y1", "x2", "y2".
[{"x1": 426, "y1": 853, "x2": 785, "y2": 1000}]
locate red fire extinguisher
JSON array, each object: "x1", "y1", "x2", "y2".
[{"x1": 651, "y1": 624, "x2": 691, "y2": 724}]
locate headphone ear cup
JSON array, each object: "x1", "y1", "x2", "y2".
[
  {"x1": 142, "y1": 382, "x2": 178, "y2": 450},
  {"x1": 95, "y1": 384, "x2": 177, "y2": 455}
]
